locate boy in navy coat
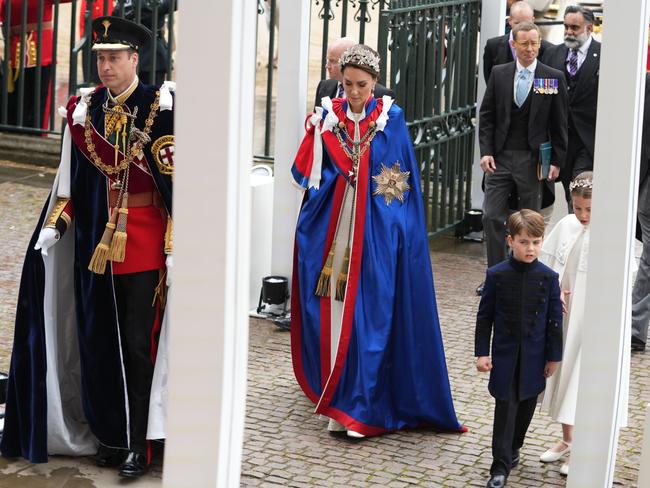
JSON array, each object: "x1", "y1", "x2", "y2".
[{"x1": 475, "y1": 209, "x2": 563, "y2": 488}]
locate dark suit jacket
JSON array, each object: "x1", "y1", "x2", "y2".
[
  {"x1": 483, "y1": 34, "x2": 553, "y2": 83},
  {"x1": 313, "y1": 79, "x2": 395, "y2": 108},
  {"x1": 475, "y1": 257, "x2": 563, "y2": 401},
  {"x1": 641, "y1": 73, "x2": 650, "y2": 188},
  {"x1": 479, "y1": 60, "x2": 568, "y2": 168},
  {"x1": 541, "y1": 39, "x2": 600, "y2": 158}
]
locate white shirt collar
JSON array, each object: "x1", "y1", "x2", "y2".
[
  {"x1": 577, "y1": 35, "x2": 592, "y2": 55},
  {"x1": 346, "y1": 103, "x2": 366, "y2": 121},
  {"x1": 515, "y1": 58, "x2": 537, "y2": 75}
]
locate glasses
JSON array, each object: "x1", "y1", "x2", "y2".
[{"x1": 514, "y1": 40, "x2": 541, "y2": 48}]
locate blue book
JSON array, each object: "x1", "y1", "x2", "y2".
[{"x1": 537, "y1": 141, "x2": 552, "y2": 180}]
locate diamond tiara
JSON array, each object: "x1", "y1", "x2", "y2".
[
  {"x1": 569, "y1": 179, "x2": 593, "y2": 191},
  {"x1": 339, "y1": 45, "x2": 380, "y2": 75}
]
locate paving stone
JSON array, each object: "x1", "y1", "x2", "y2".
[{"x1": 1, "y1": 163, "x2": 648, "y2": 486}]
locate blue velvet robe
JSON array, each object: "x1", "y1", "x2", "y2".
[{"x1": 1, "y1": 83, "x2": 173, "y2": 462}]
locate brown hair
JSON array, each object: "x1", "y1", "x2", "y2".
[
  {"x1": 512, "y1": 21, "x2": 541, "y2": 41},
  {"x1": 569, "y1": 171, "x2": 593, "y2": 199},
  {"x1": 507, "y1": 209, "x2": 545, "y2": 238}
]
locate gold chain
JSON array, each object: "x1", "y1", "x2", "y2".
[
  {"x1": 333, "y1": 123, "x2": 377, "y2": 178},
  {"x1": 83, "y1": 90, "x2": 160, "y2": 175}
]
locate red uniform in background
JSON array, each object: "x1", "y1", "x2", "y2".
[
  {"x1": 79, "y1": 0, "x2": 114, "y2": 38},
  {"x1": 0, "y1": 0, "x2": 71, "y2": 129}
]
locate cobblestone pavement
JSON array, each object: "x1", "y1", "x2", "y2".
[
  {"x1": 240, "y1": 246, "x2": 647, "y2": 487},
  {"x1": 0, "y1": 160, "x2": 647, "y2": 487},
  {"x1": 0, "y1": 162, "x2": 163, "y2": 487}
]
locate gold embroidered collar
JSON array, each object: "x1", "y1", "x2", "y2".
[{"x1": 107, "y1": 75, "x2": 139, "y2": 105}]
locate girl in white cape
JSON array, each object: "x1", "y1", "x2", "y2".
[{"x1": 538, "y1": 171, "x2": 591, "y2": 476}]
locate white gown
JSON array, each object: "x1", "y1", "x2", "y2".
[{"x1": 540, "y1": 214, "x2": 629, "y2": 428}]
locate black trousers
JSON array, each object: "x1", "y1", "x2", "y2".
[
  {"x1": 490, "y1": 393, "x2": 537, "y2": 475},
  {"x1": 113, "y1": 270, "x2": 160, "y2": 456}
]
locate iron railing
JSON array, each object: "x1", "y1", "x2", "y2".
[
  {"x1": 255, "y1": 0, "x2": 390, "y2": 160},
  {"x1": 378, "y1": 0, "x2": 480, "y2": 236},
  {"x1": 0, "y1": 0, "x2": 177, "y2": 136},
  {"x1": 255, "y1": 0, "x2": 480, "y2": 236}
]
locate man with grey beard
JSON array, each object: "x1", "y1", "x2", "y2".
[{"x1": 542, "y1": 5, "x2": 600, "y2": 207}]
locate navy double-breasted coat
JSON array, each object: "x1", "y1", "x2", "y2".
[{"x1": 475, "y1": 257, "x2": 563, "y2": 400}]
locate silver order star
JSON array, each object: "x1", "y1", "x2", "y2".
[{"x1": 372, "y1": 162, "x2": 411, "y2": 205}]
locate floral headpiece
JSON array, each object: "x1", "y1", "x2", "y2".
[
  {"x1": 339, "y1": 45, "x2": 381, "y2": 76},
  {"x1": 569, "y1": 178, "x2": 593, "y2": 191}
]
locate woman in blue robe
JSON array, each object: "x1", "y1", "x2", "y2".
[{"x1": 291, "y1": 44, "x2": 465, "y2": 438}]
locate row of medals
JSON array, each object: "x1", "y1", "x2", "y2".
[{"x1": 533, "y1": 79, "x2": 559, "y2": 95}]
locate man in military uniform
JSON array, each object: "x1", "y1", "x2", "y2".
[{"x1": 1, "y1": 16, "x2": 174, "y2": 479}]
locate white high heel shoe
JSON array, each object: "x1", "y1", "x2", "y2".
[
  {"x1": 346, "y1": 430, "x2": 365, "y2": 438},
  {"x1": 539, "y1": 440, "x2": 571, "y2": 462},
  {"x1": 560, "y1": 462, "x2": 570, "y2": 476}
]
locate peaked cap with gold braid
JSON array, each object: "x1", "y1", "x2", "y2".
[{"x1": 91, "y1": 16, "x2": 152, "y2": 52}]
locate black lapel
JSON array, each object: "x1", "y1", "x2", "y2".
[
  {"x1": 577, "y1": 39, "x2": 600, "y2": 81},
  {"x1": 501, "y1": 35, "x2": 514, "y2": 63},
  {"x1": 503, "y1": 62, "x2": 516, "y2": 116},
  {"x1": 555, "y1": 45, "x2": 569, "y2": 72}
]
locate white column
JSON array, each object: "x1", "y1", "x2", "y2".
[
  {"x1": 568, "y1": 1, "x2": 649, "y2": 486},
  {"x1": 471, "y1": 0, "x2": 506, "y2": 208},
  {"x1": 270, "y1": 0, "x2": 311, "y2": 279},
  {"x1": 162, "y1": 1, "x2": 256, "y2": 486}
]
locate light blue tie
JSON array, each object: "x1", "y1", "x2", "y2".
[{"x1": 515, "y1": 69, "x2": 531, "y2": 107}]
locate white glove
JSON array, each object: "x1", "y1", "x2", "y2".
[
  {"x1": 165, "y1": 254, "x2": 173, "y2": 287},
  {"x1": 34, "y1": 227, "x2": 60, "y2": 256}
]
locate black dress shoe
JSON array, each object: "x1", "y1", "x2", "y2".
[
  {"x1": 476, "y1": 282, "x2": 485, "y2": 296},
  {"x1": 119, "y1": 451, "x2": 149, "y2": 478},
  {"x1": 95, "y1": 445, "x2": 125, "y2": 468},
  {"x1": 486, "y1": 474, "x2": 507, "y2": 488},
  {"x1": 632, "y1": 337, "x2": 646, "y2": 352},
  {"x1": 511, "y1": 450, "x2": 520, "y2": 468}
]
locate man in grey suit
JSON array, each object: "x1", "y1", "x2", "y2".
[
  {"x1": 479, "y1": 21, "x2": 568, "y2": 269},
  {"x1": 314, "y1": 37, "x2": 394, "y2": 108},
  {"x1": 542, "y1": 5, "x2": 600, "y2": 206},
  {"x1": 632, "y1": 74, "x2": 650, "y2": 352}
]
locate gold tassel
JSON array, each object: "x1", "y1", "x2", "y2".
[
  {"x1": 315, "y1": 241, "x2": 336, "y2": 298},
  {"x1": 335, "y1": 246, "x2": 350, "y2": 301},
  {"x1": 164, "y1": 216, "x2": 173, "y2": 254},
  {"x1": 109, "y1": 193, "x2": 129, "y2": 262},
  {"x1": 153, "y1": 269, "x2": 167, "y2": 308},
  {"x1": 88, "y1": 208, "x2": 120, "y2": 274}
]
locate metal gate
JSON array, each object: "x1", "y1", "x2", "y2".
[
  {"x1": 0, "y1": 0, "x2": 177, "y2": 135},
  {"x1": 378, "y1": 0, "x2": 480, "y2": 236}
]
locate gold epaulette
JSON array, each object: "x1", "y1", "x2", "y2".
[
  {"x1": 164, "y1": 216, "x2": 173, "y2": 254},
  {"x1": 45, "y1": 197, "x2": 71, "y2": 229}
]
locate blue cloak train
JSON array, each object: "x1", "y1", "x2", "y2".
[{"x1": 290, "y1": 96, "x2": 464, "y2": 436}]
